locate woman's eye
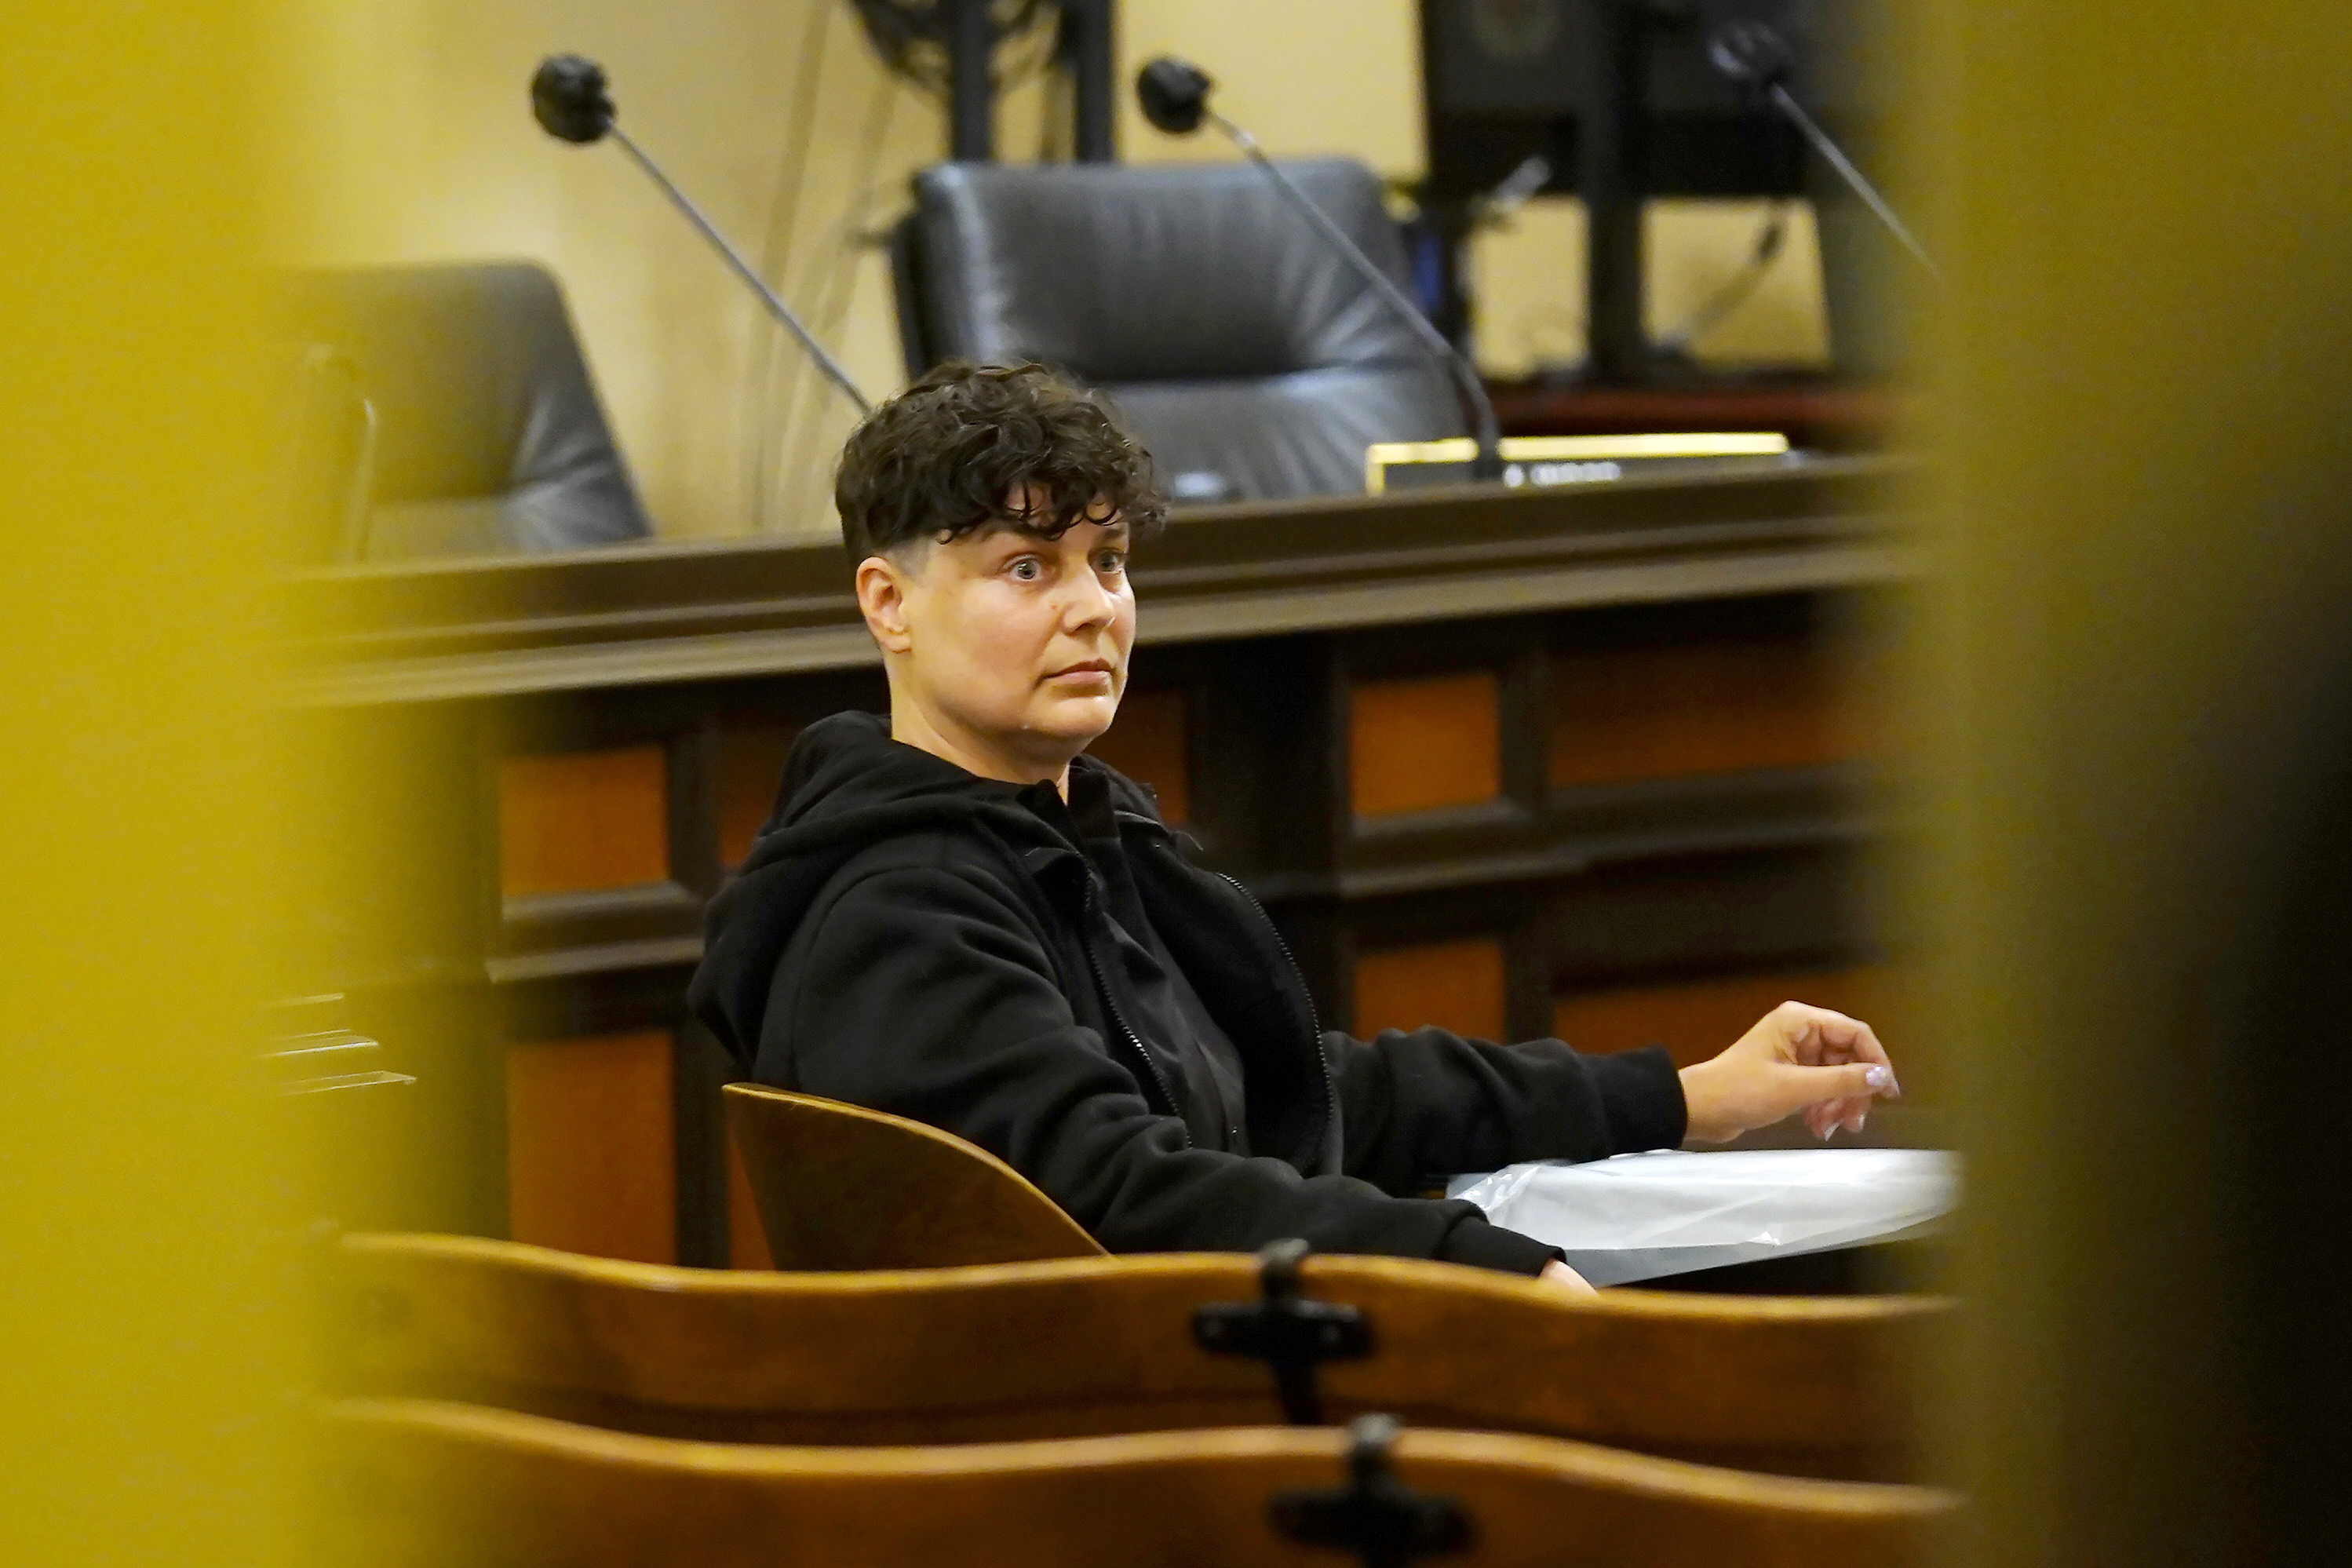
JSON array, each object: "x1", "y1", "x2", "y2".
[
  {"x1": 1096, "y1": 552, "x2": 1125, "y2": 574},
  {"x1": 1008, "y1": 558, "x2": 1041, "y2": 582}
]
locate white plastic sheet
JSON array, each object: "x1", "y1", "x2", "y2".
[{"x1": 1447, "y1": 1148, "x2": 1958, "y2": 1286}]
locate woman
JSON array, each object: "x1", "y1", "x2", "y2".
[{"x1": 691, "y1": 362, "x2": 1898, "y2": 1289}]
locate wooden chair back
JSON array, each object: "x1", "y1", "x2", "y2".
[
  {"x1": 323, "y1": 1397, "x2": 1955, "y2": 1568},
  {"x1": 724, "y1": 1083, "x2": 1104, "y2": 1270},
  {"x1": 334, "y1": 1233, "x2": 1948, "y2": 1481}
]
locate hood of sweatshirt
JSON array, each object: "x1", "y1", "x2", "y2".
[{"x1": 687, "y1": 710, "x2": 1150, "y2": 1071}]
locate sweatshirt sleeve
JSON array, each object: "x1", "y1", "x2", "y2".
[
  {"x1": 770, "y1": 862, "x2": 1558, "y2": 1272},
  {"x1": 1326, "y1": 1026, "x2": 1688, "y2": 1198}
]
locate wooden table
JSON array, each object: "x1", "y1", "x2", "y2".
[{"x1": 285, "y1": 458, "x2": 1919, "y2": 1267}]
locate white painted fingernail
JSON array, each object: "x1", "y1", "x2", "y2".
[{"x1": 1865, "y1": 1065, "x2": 1892, "y2": 1091}]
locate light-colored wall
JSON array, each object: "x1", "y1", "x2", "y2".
[
  {"x1": 277, "y1": 0, "x2": 1825, "y2": 542},
  {"x1": 275, "y1": 0, "x2": 954, "y2": 538},
  {"x1": 1114, "y1": 2, "x2": 1829, "y2": 375},
  {"x1": 1471, "y1": 199, "x2": 1829, "y2": 376},
  {"x1": 1117, "y1": 0, "x2": 1427, "y2": 172}
]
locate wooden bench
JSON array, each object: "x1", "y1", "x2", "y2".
[
  {"x1": 323, "y1": 1396, "x2": 1953, "y2": 1568},
  {"x1": 334, "y1": 1232, "x2": 1945, "y2": 1480}
]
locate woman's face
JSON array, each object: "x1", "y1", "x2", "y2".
[{"x1": 863, "y1": 503, "x2": 1136, "y2": 776}]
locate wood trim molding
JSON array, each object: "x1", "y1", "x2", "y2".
[{"x1": 285, "y1": 461, "x2": 1914, "y2": 708}]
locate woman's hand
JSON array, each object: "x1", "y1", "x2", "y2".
[
  {"x1": 1538, "y1": 1259, "x2": 1598, "y2": 1296},
  {"x1": 1677, "y1": 1001, "x2": 1901, "y2": 1144}
]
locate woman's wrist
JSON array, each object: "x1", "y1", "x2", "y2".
[
  {"x1": 1538, "y1": 1259, "x2": 1597, "y2": 1295},
  {"x1": 1677, "y1": 1059, "x2": 1733, "y2": 1143}
]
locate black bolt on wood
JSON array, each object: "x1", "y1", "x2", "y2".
[
  {"x1": 1191, "y1": 1238, "x2": 1373, "y2": 1425},
  {"x1": 1269, "y1": 1413, "x2": 1472, "y2": 1568}
]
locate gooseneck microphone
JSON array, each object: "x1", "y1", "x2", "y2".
[
  {"x1": 1136, "y1": 57, "x2": 1505, "y2": 483},
  {"x1": 531, "y1": 55, "x2": 873, "y2": 415},
  {"x1": 1706, "y1": 24, "x2": 1941, "y2": 283}
]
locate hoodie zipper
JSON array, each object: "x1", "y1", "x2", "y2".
[
  {"x1": 1079, "y1": 878, "x2": 1192, "y2": 1147},
  {"x1": 1213, "y1": 870, "x2": 1339, "y2": 1153}
]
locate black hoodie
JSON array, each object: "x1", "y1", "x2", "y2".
[{"x1": 689, "y1": 712, "x2": 1687, "y2": 1275}]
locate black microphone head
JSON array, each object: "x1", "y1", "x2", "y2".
[
  {"x1": 533, "y1": 55, "x2": 616, "y2": 144},
  {"x1": 1136, "y1": 57, "x2": 1212, "y2": 135},
  {"x1": 1706, "y1": 21, "x2": 1794, "y2": 91}
]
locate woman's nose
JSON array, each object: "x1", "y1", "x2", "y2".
[{"x1": 1057, "y1": 569, "x2": 1116, "y2": 628}]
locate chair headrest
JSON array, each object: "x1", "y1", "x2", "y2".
[{"x1": 912, "y1": 159, "x2": 1426, "y2": 385}]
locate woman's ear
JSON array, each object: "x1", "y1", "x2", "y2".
[{"x1": 855, "y1": 554, "x2": 915, "y2": 655}]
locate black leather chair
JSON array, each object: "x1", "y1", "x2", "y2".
[
  {"x1": 286, "y1": 261, "x2": 651, "y2": 561},
  {"x1": 892, "y1": 159, "x2": 1463, "y2": 504}
]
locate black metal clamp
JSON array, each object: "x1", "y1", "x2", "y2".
[
  {"x1": 1192, "y1": 1238, "x2": 1373, "y2": 1425},
  {"x1": 1270, "y1": 1413, "x2": 1471, "y2": 1568}
]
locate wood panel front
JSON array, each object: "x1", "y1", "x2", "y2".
[
  {"x1": 1548, "y1": 637, "x2": 1859, "y2": 788},
  {"x1": 715, "y1": 724, "x2": 796, "y2": 870},
  {"x1": 499, "y1": 746, "x2": 670, "y2": 898},
  {"x1": 505, "y1": 1031, "x2": 676, "y2": 1264},
  {"x1": 1552, "y1": 966, "x2": 1900, "y2": 1068},
  {"x1": 1354, "y1": 937, "x2": 1508, "y2": 1040},
  {"x1": 1349, "y1": 672, "x2": 1501, "y2": 817},
  {"x1": 1087, "y1": 687, "x2": 1190, "y2": 826}
]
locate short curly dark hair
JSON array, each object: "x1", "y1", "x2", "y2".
[{"x1": 834, "y1": 360, "x2": 1167, "y2": 563}]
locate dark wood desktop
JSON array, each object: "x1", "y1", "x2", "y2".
[{"x1": 1488, "y1": 375, "x2": 1900, "y2": 452}]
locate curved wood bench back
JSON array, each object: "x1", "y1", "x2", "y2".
[
  {"x1": 335, "y1": 1234, "x2": 1948, "y2": 1481},
  {"x1": 724, "y1": 1083, "x2": 1103, "y2": 1270},
  {"x1": 326, "y1": 1398, "x2": 1954, "y2": 1568}
]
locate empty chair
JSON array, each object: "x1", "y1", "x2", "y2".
[
  {"x1": 285, "y1": 261, "x2": 651, "y2": 561},
  {"x1": 323, "y1": 1397, "x2": 1954, "y2": 1568},
  {"x1": 332, "y1": 1231, "x2": 1947, "y2": 1481},
  {"x1": 892, "y1": 159, "x2": 1462, "y2": 505},
  {"x1": 725, "y1": 1084, "x2": 1104, "y2": 1270}
]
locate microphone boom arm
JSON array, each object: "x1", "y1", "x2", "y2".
[
  {"x1": 1703, "y1": 24, "x2": 1939, "y2": 284},
  {"x1": 1759, "y1": 86, "x2": 1940, "y2": 283},
  {"x1": 1207, "y1": 112, "x2": 1504, "y2": 480},
  {"x1": 606, "y1": 126, "x2": 873, "y2": 416}
]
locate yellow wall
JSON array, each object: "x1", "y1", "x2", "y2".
[
  {"x1": 1469, "y1": 199, "x2": 1829, "y2": 376},
  {"x1": 275, "y1": 0, "x2": 950, "y2": 539},
  {"x1": 283, "y1": 0, "x2": 1828, "y2": 542},
  {"x1": 1118, "y1": 0, "x2": 1427, "y2": 171},
  {"x1": 1118, "y1": 2, "x2": 1829, "y2": 375}
]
